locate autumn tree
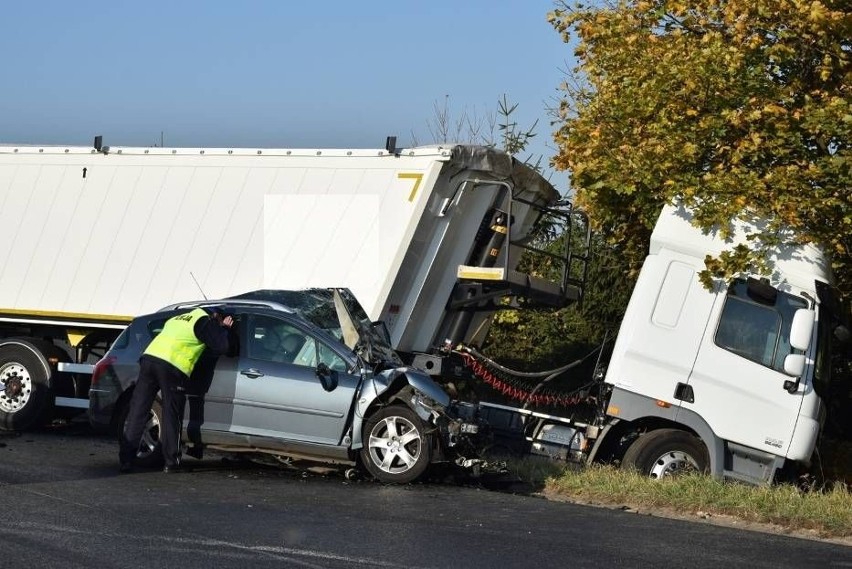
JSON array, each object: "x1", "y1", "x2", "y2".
[{"x1": 548, "y1": 0, "x2": 851, "y2": 297}]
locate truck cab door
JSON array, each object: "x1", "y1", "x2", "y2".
[{"x1": 681, "y1": 280, "x2": 810, "y2": 457}]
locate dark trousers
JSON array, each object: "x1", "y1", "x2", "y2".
[
  {"x1": 185, "y1": 353, "x2": 216, "y2": 449},
  {"x1": 119, "y1": 357, "x2": 187, "y2": 467}
]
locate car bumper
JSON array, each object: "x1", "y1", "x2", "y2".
[{"x1": 87, "y1": 388, "x2": 118, "y2": 432}]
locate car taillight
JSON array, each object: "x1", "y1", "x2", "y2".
[{"x1": 91, "y1": 355, "x2": 117, "y2": 387}]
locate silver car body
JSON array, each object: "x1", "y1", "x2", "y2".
[{"x1": 90, "y1": 288, "x2": 478, "y2": 480}]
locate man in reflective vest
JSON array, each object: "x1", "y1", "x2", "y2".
[{"x1": 119, "y1": 307, "x2": 234, "y2": 473}]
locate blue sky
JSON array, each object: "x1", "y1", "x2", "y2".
[{"x1": 1, "y1": 1, "x2": 573, "y2": 187}]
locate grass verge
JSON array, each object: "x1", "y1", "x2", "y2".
[{"x1": 503, "y1": 458, "x2": 852, "y2": 540}]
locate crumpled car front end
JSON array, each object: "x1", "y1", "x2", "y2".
[{"x1": 352, "y1": 366, "x2": 488, "y2": 469}]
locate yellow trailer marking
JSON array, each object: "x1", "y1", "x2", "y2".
[{"x1": 398, "y1": 173, "x2": 423, "y2": 202}]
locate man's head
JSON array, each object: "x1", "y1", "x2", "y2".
[{"x1": 207, "y1": 306, "x2": 234, "y2": 327}]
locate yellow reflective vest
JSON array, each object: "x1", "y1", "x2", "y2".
[{"x1": 144, "y1": 308, "x2": 208, "y2": 377}]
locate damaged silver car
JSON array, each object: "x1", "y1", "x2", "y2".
[{"x1": 88, "y1": 288, "x2": 481, "y2": 483}]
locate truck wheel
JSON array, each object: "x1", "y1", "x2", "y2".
[
  {"x1": 359, "y1": 405, "x2": 432, "y2": 484},
  {"x1": 117, "y1": 398, "x2": 165, "y2": 468},
  {"x1": 621, "y1": 428, "x2": 709, "y2": 479},
  {"x1": 0, "y1": 344, "x2": 53, "y2": 431}
]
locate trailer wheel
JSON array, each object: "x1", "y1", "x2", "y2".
[
  {"x1": 621, "y1": 428, "x2": 709, "y2": 479},
  {"x1": 117, "y1": 398, "x2": 165, "y2": 468},
  {"x1": 0, "y1": 344, "x2": 53, "y2": 431},
  {"x1": 359, "y1": 405, "x2": 432, "y2": 484}
]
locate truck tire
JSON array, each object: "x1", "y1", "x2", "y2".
[
  {"x1": 117, "y1": 398, "x2": 165, "y2": 468},
  {"x1": 0, "y1": 343, "x2": 54, "y2": 431},
  {"x1": 621, "y1": 428, "x2": 709, "y2": 479},
  {"x1": 359, "y1": 405, "x2": 432, "y2": 484}
]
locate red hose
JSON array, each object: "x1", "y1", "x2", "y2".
[{"x1": 459, "y1": 352, "x2": 587, "y2": 408}]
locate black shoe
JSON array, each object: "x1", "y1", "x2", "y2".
[
  {"x1": 119, "y1": 462, "x2": 133, "y2": 474},
  {"x1": 185, "y1": 446, "x2": 203, "y2": 460},
  {"x1": 163, "y1": 464, "x2": 191, "y2": 474}
]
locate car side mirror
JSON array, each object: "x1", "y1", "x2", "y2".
[{"x1": 315, "y1": 362, "x2": 338, "y2": 392}]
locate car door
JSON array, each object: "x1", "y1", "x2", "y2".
[
  {"x1": 230, "y1": 313, "x2": 361, "y2": 445},
  {"x1": 179, "y1": 313, "x2": 246, "y2": 446},
  {"x1": 192, "y1": 350, "x2": 241, "y2": 437}
]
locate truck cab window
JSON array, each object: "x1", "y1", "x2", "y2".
[{"x1": 714, "y1": 281, "x2": 807, "y2": 372}]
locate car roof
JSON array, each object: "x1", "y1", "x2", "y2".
[
  {"x1": 157, "y1": 298, "x2": 297, "y2": 315},
  {"x1": 126, "y1": 300, "x2": 298, "y2": 329},
  {"x1": 131, "y1": 300, "x2": 343, "y2": 347}
]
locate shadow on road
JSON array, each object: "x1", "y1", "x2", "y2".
[{"x1": 2, "y1": 419, "x2": 544, "y2": 497}]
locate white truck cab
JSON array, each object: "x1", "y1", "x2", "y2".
[{"x1": 600, "y1": 203, "x2": 841, "y2": 483}]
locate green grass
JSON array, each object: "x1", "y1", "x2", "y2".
[{"x1": 503, "y1": 458, "x2": 852, "y2": 539}]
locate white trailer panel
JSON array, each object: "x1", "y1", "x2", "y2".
[{"x1": 0, "y1": 147, "x2": 442, "y2": 320}]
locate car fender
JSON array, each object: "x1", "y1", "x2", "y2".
[{"x1": 349, "y1": 367, "x2": 451, "y2": 450}]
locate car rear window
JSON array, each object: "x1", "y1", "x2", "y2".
[
  {"x1": 110, "y1": 328, "x2": 131, "y2": 350},
  {"x1": 147, "y1": 318, "x2": 169, "y2": 338},
  {"x1": 111, "y1": 316, "x2": 171, "y2": 353}
]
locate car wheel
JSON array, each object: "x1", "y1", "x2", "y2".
[
  {"x1": 0, "y1": 344, "x2": 53, "y2": 431},
  {"x1": 621, "y1": 428, "x2": 709, "y2": 479},
  {"x1": 117, "y1": 398, "x2": 165, "y2": 468},
  {"x1": 360, "y1": 405, "x2": 432, "y2": 484}
]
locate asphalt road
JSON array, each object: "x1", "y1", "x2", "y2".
[{"x1": 0, "y1": 422, "x2": 849, "y2": 569}]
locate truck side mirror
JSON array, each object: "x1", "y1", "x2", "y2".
[
  {"x1": 782, "y1": 354, "x2": 805, "y2": 392},
  {"x1": 782, "y1": 308, "x2": 815, "y2": 393},
  {"x1": 789, "y1": 308, "x2": 815, "y2": 351},
  {"x1": 783, "y1": 354, "x2": 806, "y2": 378}
]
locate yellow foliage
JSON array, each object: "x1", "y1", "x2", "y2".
[
  {"x1": 549, "y1": 0, "x2": 851, "y2": 298},
  {"x1": 808, "y1": 1, "x2": 829, "y2": 23}
]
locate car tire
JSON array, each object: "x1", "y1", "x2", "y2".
[
  {"x1": 117, "y1": 397, "x2": 165, "y2": 468},
  {"x1": 621, "y1": 428, "x2": 709, "y2": 479},
  {"x1": 359, "y1": 404, "x2": 432, "y2": 484},
  {"x1": 0, "y1": 343, "x2": 54, "y2": 431}
]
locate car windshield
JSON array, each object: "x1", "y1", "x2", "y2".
[{"x1": 228, "y1": 288, "x2": 401, "y2": 366}]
